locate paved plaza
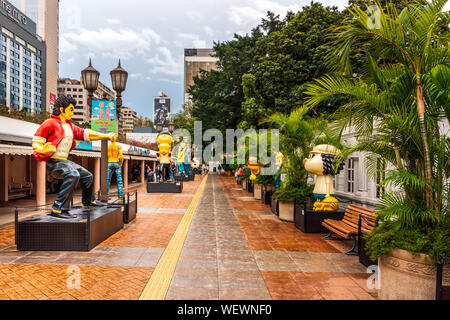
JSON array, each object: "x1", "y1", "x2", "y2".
[{"x1": 0, "y1": 174, "x2": 378, "y2": 300}]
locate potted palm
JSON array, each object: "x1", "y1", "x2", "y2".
[
  {"x1": 264, "y1": 106, "x2": 330, "y2": 222},
  {"x1": 305, "y1": 1, "x2": 449, "y2": 299}
]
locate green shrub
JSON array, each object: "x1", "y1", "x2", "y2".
[{"x1": 273, "y1": 184, "x2": 314, "y2": 204}]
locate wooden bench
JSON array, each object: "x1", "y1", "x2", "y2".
[
  {"x1": 322, "y1": 204, "x2": 377, "y2": 255},
  {"x1": 8, "y1": 177, "x2": 33, "y2": 200}
]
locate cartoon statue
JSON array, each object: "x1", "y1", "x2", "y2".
[
  {"x1": 156, "y1": 130, "x2": 174, "y2": 181},
  {"x1": 177, "y1": 142, "x2": 187, "y2": 176},
  {"x1": 274, "y1": 152, "x2": 284, "y2": 189},
  {"x1": 304, "y1": 145, "x2": 344, "y2": 212},
  {"x1": 107, "y1": 141, "x2": 124, "y2": 203},
  {"x1": 184, "y1": 145, "x2": 192, "y2": 176},
  {"x1": 32, "y1": 95, "x2": 117, "y2": 219},
  {"x1": 248, "y1": 156, "x2": 260, "y2": 181}
]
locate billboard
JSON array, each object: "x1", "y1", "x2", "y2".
[
  {"x1": 91, "y1": 100, "x2": 117, "y2": 134},
  {"x1": 153, "y1": 97, "x2": 171, "y2": 127}
]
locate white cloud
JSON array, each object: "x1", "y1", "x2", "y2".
[
  {"x1": 61, "y1": 28, "x2": 161, "y2": 60},
  {"x1": 228, "y1": 0, "x2": 301, "y2": 25},
  {"x1": 193, "y1": 40, "x2": 207, "y2": 48},
  {"x1": 161, "y1": 78, "x2": 181, "y2": 85},
  {"x1": 146, "y1": 47, "x2": 183, "y2": 76},
  {"x1": 66, "y1": 57, "x2": 75, "y2": 64},
  {"x1": 186, "y1": 10, "x2": 204, "y2": 21},
  {"x1": 204, "y1": 26, "x2": 214, "y2": 37},
  {"x1": 106, "y1": 18, "x2": 121, "y2": 25},
  {"x1": 178, "y1": 33, "x2": 208, "y2": 48}
]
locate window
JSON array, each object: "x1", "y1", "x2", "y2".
[
  {"x1": 347, "y1": 158, "x2": 355, "y2": 193},
  {"x1": 2, "y1": 27, "x2": 14, "y2": 38},
  {"x1": 67, "y1": 88, "x2": 71, "y2": 91}
]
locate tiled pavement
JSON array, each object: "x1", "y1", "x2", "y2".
[{"x1": 0, "y1": 174, "x2": 378, "y2": 300}]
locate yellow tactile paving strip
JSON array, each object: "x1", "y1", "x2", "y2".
[{"x1": 139, "y1": 175, "x2": 208, "y2": 300}]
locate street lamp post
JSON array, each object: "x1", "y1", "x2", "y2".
[
  {"x1": 110, "y1": 59, "x2": 128, "y2": 138},
  {"x1": 81, "y1": 58, "x2": 100, "y2": 119}
]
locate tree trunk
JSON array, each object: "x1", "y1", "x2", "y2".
[{"x1": 416, "y1": 81, "x2": 433, "y2": 210}]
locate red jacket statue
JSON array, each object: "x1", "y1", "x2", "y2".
[{"x1": 32, "y1": 115, "x2": 91, "y2": 162}]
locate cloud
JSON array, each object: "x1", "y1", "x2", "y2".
[
  {"x1": 177, "y1": 33, "x2": 208, "y2": 48},
  {"x1": 66, "y1": 57, "x2": 75, "y2": 64},
  {"x1": 186, "y1": 10, "x2": 204, "y2": 21},
  {"x1": 161, "y1": 78, "x2": 181, "y2": 85},
  {"x1": 228, "y1": 0, "x2": 301, "y2": 25},
  {"x1": 204, "y1": 26, "x2": 214, "y2": 37},
  {"x1": 106, "y1": 18, "x2": 121, "y2": 25},
  {"x1": 61, "y1": 28, "x2": 161, "y2": 60},
  {"x1": 146, "y1": 47, "x2": 183, "y2": 76}
]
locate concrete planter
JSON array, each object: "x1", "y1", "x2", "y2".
[
  {"x1": 379, "y1": 248, "x2": 450, "y2": 300},
  {"x1": 242, "y1": 179, "x2": 247, "y2": 190},
  {"x1": 278, "y1": 201, "x2": 295, "y2": 222},
  {"x1": 253, "y1": 184, "x2": 262, "y2": 200}
]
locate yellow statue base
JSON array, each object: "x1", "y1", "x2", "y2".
[{"x1": 313, "y1": 196, "x2": 339, "y2": 212}]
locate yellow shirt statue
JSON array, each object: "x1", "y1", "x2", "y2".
[{"x1": 107, "y1": 141, "x2": 125, "y2": 202}]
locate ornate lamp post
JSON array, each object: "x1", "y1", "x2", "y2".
[
  {"x1": 168, "y1": 121, "x2": 175, "y2": 134},
  {"x1": 81, "y1": 58, "x2": 100, "y2": 119},
  {"x1": 156, "y1": 122, "x2": 163, "y2": 133},
  {"x1": 110, "y1": 60, "x2": 128, "y2": 138}
]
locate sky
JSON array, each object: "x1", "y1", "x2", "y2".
[{"x1": 58, "y1": 0, "x2": 351, "y2": 119}]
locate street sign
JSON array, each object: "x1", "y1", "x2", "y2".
[{"x1": 91, "y1": 100, "x2": 117, "y2": 134}]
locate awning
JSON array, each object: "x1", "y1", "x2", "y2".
[
  {"x1": 0, "y1": 144, "x2": 34, "y2": 156},
  {"x1": 71, "y1": 150, "x2": 101, "y2": 158},
  {"x1": 130, "y1": 155, "x2": 156, "y2": 161}
]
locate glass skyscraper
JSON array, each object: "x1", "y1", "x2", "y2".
[{"x1": 0, "y1": 0, "x2": 46, "y2": 113}]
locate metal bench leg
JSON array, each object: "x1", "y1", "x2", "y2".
[
  {"x1": 346, "y1": 235, "x2": 358, "y2": 255},
  {"x1": 324, "y1": 231, "x2": 334, "y2": 240}
]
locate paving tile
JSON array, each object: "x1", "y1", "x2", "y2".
[
  {"x1": 165, "y1": 287, "x2": 218, "y2": 300},
  {"x1": 219, "y1": 288, "x2": 272, "y2": 300}
]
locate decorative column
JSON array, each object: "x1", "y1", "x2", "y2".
[
  {"x1": 123, "y1": 159, "x2": 128, "y2": 190},
  {"x1": 140, "y1": 160, "x2": 145, "y2": 183},
  {"x1": 94, "y1": 157, "x2": 101, "y2": 194},
  {"x1": 153, "y1": 161, "x2": 156, "y2": 172},
  {"x1": 36, "y1": 160, "x2": 46, "y2": 207}
]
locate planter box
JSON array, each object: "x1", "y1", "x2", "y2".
[
  {"x1": 262, "y1": 189, "x2": 273, "y2": 205},
  {"x1": 294, "y1": 203, "x2": 345, "y2": 233},
  {"x1": 271, "y1": 197, "x2": 278, "y2": 215},
  {"x1": 246, "y1": 181, "x2": 253, "y2": 193},
  {"x1": 379, "y1": 248, "x2": 450, "y2": 300},
  {"x1": 359, "y1": 233, "x2": 377, "y2": 267},
  {"x1": 242, "y1": 179, "x2": 247, "y2": 190},
  {"x1": 253, "y1": 184, "x2": 262, "y2": 200},
  {"x1": 278, "y1": 201, "x2": 295, "y2": 222}
]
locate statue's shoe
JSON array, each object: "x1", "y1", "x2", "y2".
[
  {"x1": 86, "y1": 201, "x2": 107, "y2": 208},
  {"x1": 49, "y1": 210, "x2": 78, "y2": 219}
]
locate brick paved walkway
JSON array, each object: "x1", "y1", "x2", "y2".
[{"x1": 0, "y1": 174, "x2": 378, "y2": 300}]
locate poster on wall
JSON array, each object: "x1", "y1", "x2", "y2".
[
  {"x1": 75, "y1": 140, "x2": 93, "y2": 150},
  {"x1": 153, "y1": 97, "x2": 171, "y2": 128},
  {"x1": 91, "y1": 100, "x2": 117, "y2": 134}
]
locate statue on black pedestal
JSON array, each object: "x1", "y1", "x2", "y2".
[{"x1": 32, "y1": 95, "x2": 117, "y2": 219}]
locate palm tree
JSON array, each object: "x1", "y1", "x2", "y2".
[{"x1": 305, "y1": 0, "x2": 449, "y2": 211}]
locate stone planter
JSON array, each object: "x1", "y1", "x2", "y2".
[
  {"x1": 242, "y1": 179, "x2": 247, "y2": 190},
  {"x1": 253, "y1": 184, "x2": 262, "y2": 200},
  {"x1": 271, "y1": 197, "x2": 278, "y2": 215},
  {"x1": 278, "y1": 201, "x2": 295, "y2": 222},
  {"x1": 379, "y1": 248, "x2": 450, "y2": 300}
]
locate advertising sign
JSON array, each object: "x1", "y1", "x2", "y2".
[
  {"x1": 75, "y1": 140, "x2": 93, "y2": 151},
  {"x1": 91, "y1": 100, "x2": 117, "y2": 134},
  {"x1": 0, "y1": 0, "x2": 37, "y2": 35},
  {"x1": 153, "y1": 97, "x2": 171, "y2": 127}
]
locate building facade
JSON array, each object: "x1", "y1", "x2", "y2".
[
  {"x1": 0, "y1": 0, "x2": 46, "y2": 113},
  {"x1": 57, "y1": 78, "x2": 115, "y2": 124},
  {"x1": 184, "y1": 48, "x2": 219, "y2": 107},
  {"x1": 10, "y1": 0, "x2": 59, "y2": 113},
  {"x1": 121, "y1": 106, "x2": 137, "y2": 133}
]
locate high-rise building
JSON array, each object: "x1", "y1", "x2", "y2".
[
  {"x1": 57, "y1": 78, "x2": 115, "y2": 124},
  {"x1": 184, "y1": 48, "x2": 219, "y2": 107},
  {"x1": 120, "y1": 106, "x2": 137, "y2": 133},
  {"x1": 11, "y1": 0, "x2": 59, "y2": 112},
  {"x1": 0, "y1": 0, "x2": 46, "y2": 113}
]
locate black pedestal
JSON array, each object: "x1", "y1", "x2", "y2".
[
  {"x1": 294, "y1": 205, "x2": 345, "y2": 233},
  {"x1": 15, "y1": 207, "x2": 123, "y2": 251},
  {"x1": 147, "y1": 181, "x2": 183, "y2": 193},
  {"x1": 262, "y1": 189, "x2": 273, "y2": 205},
  {"x1": 359, "y1": 234, "x2": 378, "y2": 267},
  {"x1": 108, "y1": 192, "x2": 138, "y2": 224}
]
